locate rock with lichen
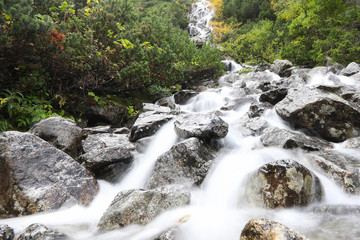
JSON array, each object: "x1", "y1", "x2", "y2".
[{"x1": 244, "y1": 159, "x2": 322, "y2": 208}]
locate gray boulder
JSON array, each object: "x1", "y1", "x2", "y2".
[
  {"x1": 97, "y1": 185, "x2": 190, "y2": 231},
  {"x1": 275, "y1": 86, "x2": 360, "y2": 142},
  {"x1": 0, "y1": 131, "x2": 99, "y2": 216},
  {"x1": 240, "y1": 218, "x2": 309, "y2": 240},
  {"x1": 147, "y1": 138, "x2": 215, "y2": 188},
  {"x1": 82, "y1": 125, "x2": 112, "y2": 135},
  {"x1": 340, "y1": 62, "x2": 360, "y2": 76},
  {"x1": 129, "y1": 104, "x2": 175, "y2": 142},
  {"x1": 0, "y1": 224, "x2": 14, "y2": 240},
  {"x1": 305, "y1": 150, "x2": 360, "y2": 195},
  {"x1": 237, "y1": 115, "x2": 268, "y2": 136},
  {"x1": 245, "y1": 159, "x2": 322, "y2": 208},
  {"x1": 29, "y1": 116, "x2": 82, "y2": 157},
  {"x1": 17, "y1": 223, "x2": 68, "y2": 240},
  {"x1": 220, "y1": 97, "x2": 255, "y2": 111},
  {"x1": 260, "y1": 127, "x2": 334, "y2": 151},
  {"x1": 270, "y1": 59, "x2": 293, "y2": 77},
  {"x1": 174, "y1": 113, "x2": 228, "y2": 139},
  {"x1": 79, "y1": 133, "x2": 135, "y2": 182}
]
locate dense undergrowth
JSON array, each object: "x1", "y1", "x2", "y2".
[
  {"x1": 0, "y1": 0, "x2": 224, "y2": 131},
  {"x1": 210, "y1": 0, "x2": 360, "y2": 66}
]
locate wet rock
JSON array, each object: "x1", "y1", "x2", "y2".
[
  {"x1": 340, "y1": 62, "x2": 360, "y2": 76},
  {"x1": 29, "y1": 116, "x2": 82, "y2": 158},
  {"x1": 173, "y1": 90, "x2": 198, "y2": 105},
  {"x1": 269, "y1": 59, "x2": 293, "y2": 77},
  {"x1": 17, "y1": 223, "x2": 68, "y2": 240},
  {"x1": 260, "y1": 127, "x2": 334, "y2": 151},
  {"x1": 305, "y1": 150, "x2": 360, "y2": 195},
  {"x1": 174, "y1": 113, "x2": 228, "y2": 139},
  {"x1": 259, "y1": 88, "x2": 288, "y2": 105},
  {"x1": 97, "y1": 185, "x2": 190, "y2": 231},
  {"x1": 240, "y1": 218, "x2": 309, "y2": 240},
  {"x1": 0, "y1": 224, "x2": 14, "y2": 240},
  {"x1": 135, "y1": 136, "x2": 154, "y2": 153},
  {"x1": 281, "y1": 74, "x2": 307, "y2": 89},
  {"x1": 245, "y1": 159, "x2": 322, "y2": 208},
  {"x1": 346, "y1": 137, "x2": 360, "y2": 149},
  {"x1": 237, "y1": 115, "x2": 268, "y2": 136},
  {"x1": 129, "y1": 104, "x2": 175, "y2": 142},
  {"x1": 275, "y1": 86, "x2": 360, "y2": 142},
  {"x1": 248, "y1": 102, "x2": 272, "y2": 118},
  {"x1": 220, "y1": 97, "x2": 255, "y2": 111},
  {"x1": 0, "y1": 131, "x2": 98, "y2": 216},
  {"x1": 147, "y1": 138, "x2": 215, "y2": 188},
  {"x1": 79, "y1": 133, "x2": 135, "y2": 182},
  {"x1": 113, "y1": 127, "x2": 130, "y2": 134}
]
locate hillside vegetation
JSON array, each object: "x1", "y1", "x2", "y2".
[
  {"x1": 0, "y1": 0, "x2": 223, "y2": 131},
  {"x1": 211, "y1": 0, "x2": 360, "y2": 66}
]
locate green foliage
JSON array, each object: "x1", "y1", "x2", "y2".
[
  {"x1": 0, "y1": 90, "x2": 59, "y2": 132},
  {"x1": 221, "y1": 0, "x2": 360, "y2": 66}
]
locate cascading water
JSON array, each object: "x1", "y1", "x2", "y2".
[
  {"x1": 1, "y1": 2, "x2": 360, "y2": 240},
  {"x1": 188, "y1": 0, "x2": 214, "y2": 43}
]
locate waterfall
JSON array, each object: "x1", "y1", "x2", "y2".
[{"x1": 188, "y1": 0, "x2": 214, "y2": 44}]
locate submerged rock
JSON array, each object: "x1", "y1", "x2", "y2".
[
  {"x1": 345, "y1": 137, "x2": 360, "y2": 149},
  {"x1": 97, "y1": 185, "x2": 190, "y2": 231},
  {"x1": 245, "y1": 159, "x2": 322, "y2": 209},
  {"x1": 275, "y1": 86, "x2": 360, "y2": 142},
  {"x1": 78, "y1": 133, "x2": 134, "y2": 182},
  {"x1": 30, "y1": 116, "x2": 82, "y2": 158},
  {"x1": 129, "y1": 104, "x2": 175, "y2": 142},
  {"x1": 0, "y1": 131, "x2": 99, "y2": 216},
  {"x1": 174, "y1": 113, "x2": 228, "y2": 139},
  {"x1": 240, "y1": 218, "x2": 309, "y2": 240},
  {"x1": 0, "y1": 224, "x2": 14, "y2": 240},
  {"x1": 17, "y1": 223, "x2": 68, "y2": 240},
  {"x1": 305, "y1": 150, "x2": 360, "y2": 195},
  {"x1": 260, "y1": 127, "x2": 333, "y2": 151},
  {"x1": 147, "y1": 137, "x2": 215, "y2": 188}
]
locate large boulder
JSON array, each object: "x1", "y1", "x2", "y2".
[
  {"x1": 260, "y1": 127, "x2": 334, "y2": 151},
  {"x1": 97, "y1": 185, "x2": 190, "y2": 231},
  {"x1": 0, "y1": 224, "x2": 14, "y2": 240},
  {"x1": 0, "y1": 131, "x2": 98, "y2": 216},
  {"x1": 173, "y1": 113, "x2": 228, "y2": 139},
  {"x1": 245, "y1": 159, "x2": 322, "y2": 208},
  {"x1": 147, "y1": 138, "x2": 215, "y2": 188},
  {"x1": 275, "y1": 86, "x2": 360, "y2": 142},
  {"x1": 240, "y1": 218, "x2": 309, "y2": 240},
  {"x1": 29, "y1": 116, "x2": 82, "y2": 157},
  {"x1": 237, "y1": 115, "x2": 268, "y2": 137},
  {"x1": 305, "y1": 150, "x2": 360, "y2": 195},
  {"x1": 340, "y1": 62, "x2": 360, "y2": 76},
  {"x1": 78, "y1": 133, "x2": 135, "y2": 182},
  {"x1": 17, "y1": 223, "x2": 68, "y2": 240},
  {"x1": 129, "y1": 104, "x2": 175, "y2": 142},
  {"x1": 269, "y1": 59, "x2": 293, "y2": 77}
]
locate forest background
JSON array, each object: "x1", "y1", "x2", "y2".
[{"x1": 0, "y1": 0, "x2": 359, "y2": 131}]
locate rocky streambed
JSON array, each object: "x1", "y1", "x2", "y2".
[{"x1": 0, "y1": 59, "x2": 360, "y2": 239}]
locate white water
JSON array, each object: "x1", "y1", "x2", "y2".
[{"x1": 188, "y1": 0, "x2": 214, "y2": 42}]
